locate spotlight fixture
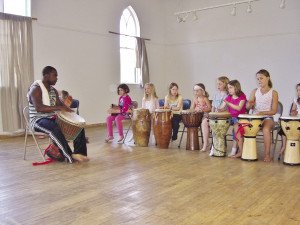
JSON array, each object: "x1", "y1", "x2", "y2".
[
  {"x1": 177, "y1": 15, "x2": 182, "y2": 23},
  {"x1": 181, "y1": 13, "x2": 188, "y2": 22},
  {"x1": 280, "y1": 0, "x2": 286, "y2": 9},
  {"x1": 231, "y1": 3, "x2": 237, "y2": 16},
  {"x1": 193, "y1": 11, "x2": 198, "y2": 21},
  {"x1": 246, "y1": 1, "x2": 253, "y2": 13}
]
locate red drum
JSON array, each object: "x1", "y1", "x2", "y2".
[
  {"x1": 280, "y1": 116, "x2": 300, "y2": 166},
  {"x1": 132, "y1": 108, "x2": 151, "y2": 147},
  {"x1": 56, "y1": 111, "x2": 86, "y2": 141},
  {"x1": 238, "y1": 114, "x2": 264, "y2": 161},
  {"x1": 181, "y1": 110, "x2": 203, "y2": 150},
  {"x1": 153, "y1": 109, "x2": 172, "y2": 149},
  {"x1": 209, "y1": 112, "x2": 231, "y2": 157}
]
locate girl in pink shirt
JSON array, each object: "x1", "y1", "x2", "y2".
[
  {"x1": 105, "y1": 84, "x2": 132, "y2": 143},
  {"x1": 219, "y1": 80, "x2": 246, "y2": 157}
]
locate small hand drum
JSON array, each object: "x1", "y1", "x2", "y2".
[{"x1": 56, "y1": 111, "x2": 86, "y2": 141}]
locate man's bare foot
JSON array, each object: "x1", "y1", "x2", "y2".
[
  {"x1": 72, "y1": 154, "x2": 88, "y2": 162},
  {"x1": 200, "y1": 148, "x2": 207, "y2": 152}
]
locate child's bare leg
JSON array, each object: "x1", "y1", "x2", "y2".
[
  {"x1": 262, "y1": 120, "x2": 273, "y2": 162},
  {"x1": 200, "y1": 118, "x2": 209, "y2": 152}
]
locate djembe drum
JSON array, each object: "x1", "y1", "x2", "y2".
[
  {"x1": 280, "y1": 116, "x2": 300, "y2": 166},
  {"x1": 56, "y1": 111, "x2": 86, "y2": 141},
  {"x1": 132, "y1": 108, "x2": 151, "y2": 147},
  {"x1": 153, "y1": 109, "x2": 172, "y2": 149},
  {"x1": 238, "y1": 114, "x2": 264, "y2": 161},
  {"x1": 181, "y1": 110, "x2": 203, "y2": 150},
  {"x1": 209, "y1": 112, "x2": 231, "y2": 157}
]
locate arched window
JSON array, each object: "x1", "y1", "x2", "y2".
[
  {"x1": 120, "y1": 6, "x2": 140, "y2": 84},
  {"x1": 3, "y1": 0, "x2": 31, "y2": 16}
]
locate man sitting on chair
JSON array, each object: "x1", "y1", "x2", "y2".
[{"x1": 27, "y1": 66, "x2": 88, "y2": 163}]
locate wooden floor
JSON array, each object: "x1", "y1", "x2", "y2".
[{"x1": 0, "y1": 126, "x2": 300, "y2": 225}]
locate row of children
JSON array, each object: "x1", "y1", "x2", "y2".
[{"x1": 105, "y1": 69, "x2": 300, "y2": 162}]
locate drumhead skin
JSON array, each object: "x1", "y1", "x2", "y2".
[
  {"x1": 181, "y1": 110, "x2": 202, "y2": 114},
  {"x1": 209, "y1": 112, "x2": 231, "y2": 119},
  {"x1": 155, "y1": 109, "x2": 171, "y2": 112},
  {"x1": 57, "y1": 111, "x2": 85, "y2": 125},
  {"x1": 134, "y1": 108, "x2": 150, "y2": 112},
  {"x1": 280, "y1": 116, "x2": 300, "y2": 121},
  {"x1": 238, "y1": 114, "x2": 264, "y2": 119}
]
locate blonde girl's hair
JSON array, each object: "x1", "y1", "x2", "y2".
[
  {"x1": 218, "y1": 76, "x2": 230, "y2": 91},
  {"x1": 168, "y1": 82, "x2": 179, "y2": 98},
  {"x1": 144, "y1": 83, "x2": 158, "y2": 100},
  {"x1": 195, "y1": 83, "x2": 209, "y2": 98},
  {"x1": 228, "y1": 80, "x2": 243, "y2": 96},
  {"x1": 256, "y1": 69, "x2": 273, "y2": 88}
]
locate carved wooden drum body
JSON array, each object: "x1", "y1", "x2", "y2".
[
  {"x1": 181, "y1": 110, "x2": 203, "y2": 150},
  {"x1": 56, "y1": 111, "x2": 86, "y2": 141},
  {"x1": 132, "y1": 108, "x2": 151, "y2": 147},
  {"x1": 153, "y1": 109, "x2": 172, "y2": 149}
]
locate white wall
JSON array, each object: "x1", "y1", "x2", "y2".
[
  {"x1": 163, "y1": 0, "x2": 300, "y2": 115},
  {"x1": 31, "y1": 0, "x2": 300, "y2": 126},
  {"x1": 31, "y1": 0, "x2": 166, "y2": 124}
]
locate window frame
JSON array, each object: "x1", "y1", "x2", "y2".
[{"x1": 119, "y1": 5, "x2": 141, "y2": 85}]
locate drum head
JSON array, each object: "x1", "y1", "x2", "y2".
[
  {"x1": 238, "y1": 114, "x2": 264, "y2": 119},
  {"x1": 155, "y1": 109, "x2": 171, "y2": 113},
  {"x1": 280, "y1": 116, "x2": 300, "y2": 121},
  {"x1": 134, "y1": 108, "x2": 150, "y2": 113},
  {"x1": 57, "y1": 111, "x2": 86, "y2": 125},
  {"x1": 209, "y1": 112, "x2": 231, "y2": 119}
]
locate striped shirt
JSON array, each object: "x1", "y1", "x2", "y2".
[{"x1": 29, "y1": 84, "x2": 57, "y2": 126}]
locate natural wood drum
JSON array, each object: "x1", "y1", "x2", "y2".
[
  {"x1": 132, "y1": 108, "x2": 151, "y2": 147},
  {"x1": 153, "y1": 109, "x2": 172, "y2": 149},
  {"x1": 181, "y1": 110, "x2": 203, "y2": 150}
]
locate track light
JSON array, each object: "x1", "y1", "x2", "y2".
[
  {"x1": 280, "y1": 0, "x2": 286, "y2": 9},
  {"x1": 193, "y1": 11, "x2": 198, "y2": 21},
  {"x1": 231, "y1": 4, "x2": 237, "y2": 16},
  {"x1": 174, "y1": 0, "x2": 286, "y2": 22},
  {"x1": 177, "y1": 15, "x2": 183, "y2": 23},
  {"x1": 246, "y1": 1, "x2": 253, "y2": 13},
  {"x1": 181, "y1": 13, "x2": 188, "y2": 22}
]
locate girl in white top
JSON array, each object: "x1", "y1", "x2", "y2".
[
  {"x1": 290, "y1": 83, "x2": 300, "y2": 115},
  {"x1": 278, "y1": 83, "x2": 300, "y2": 159},
  {"x1": 142, "y1": 83, "x2": 159, "y2": 114},
  {"x1": 247, "y1": 69, "x2": 279, "y2": 162},
  {"x1": 164, "y1": 82, "x2": 183, "y2": 141}
]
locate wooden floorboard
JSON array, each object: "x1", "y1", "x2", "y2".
[{"x1": 0, "y1": 126, "x2": 299, "y2": 225}]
